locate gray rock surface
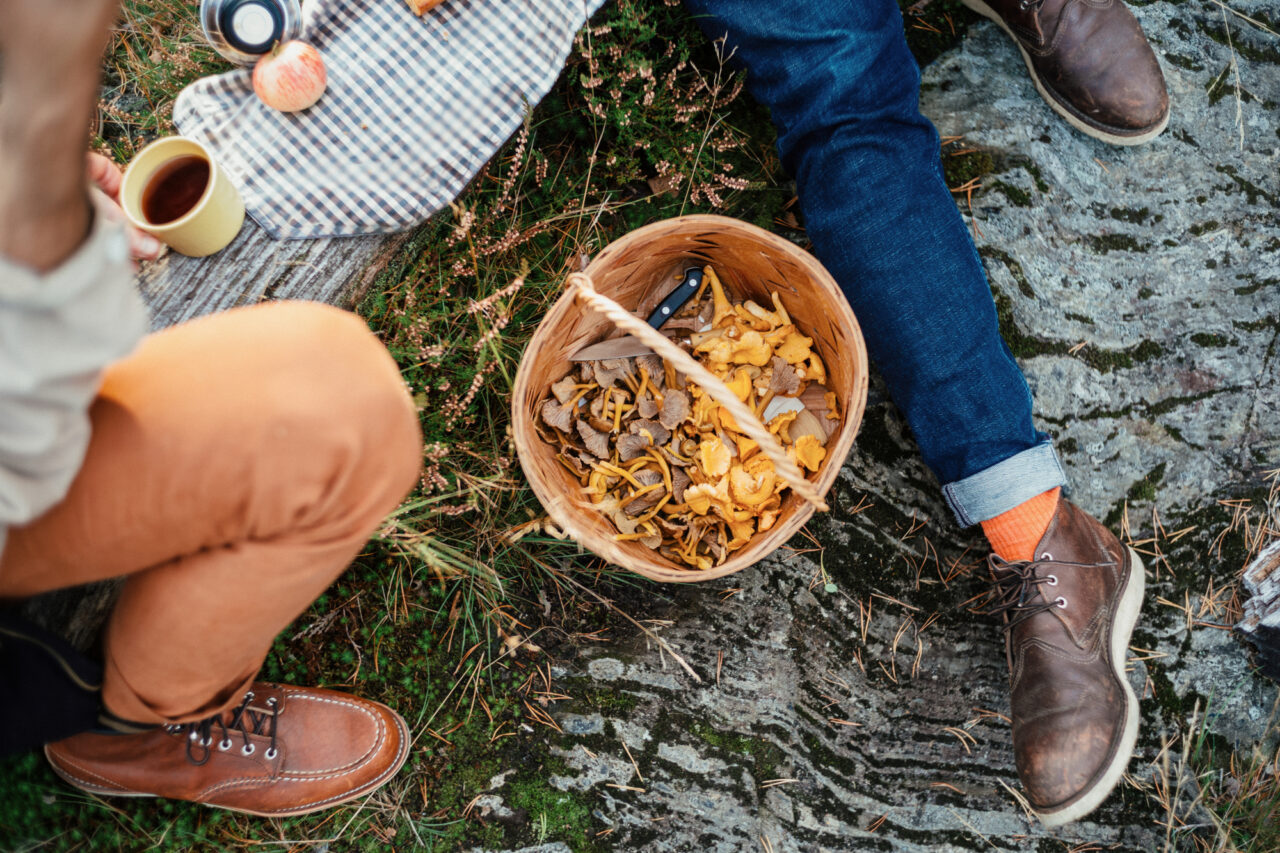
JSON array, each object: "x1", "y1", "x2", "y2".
[{"x1": 480, "y1": 3, "x2": 1279, "y2": 851}]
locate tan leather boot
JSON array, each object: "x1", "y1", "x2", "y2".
[
  {"x1": 983, "y1": 500, "x2": 1145, "y2": 826},
  {"x1": 44, "y1": 683, "x2": 410, "y2": 817},
  {"x1": 961, "y1": 0, "x2": 1169, "y2": 145}
]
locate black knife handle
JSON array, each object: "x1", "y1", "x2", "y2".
[{"x1": 644, "y1": 268, "x2": 704, "y2": 329}]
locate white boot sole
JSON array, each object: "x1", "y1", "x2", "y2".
[
  {"x1": 1036, "y1": 546, "x2": 1145, "y2": 827},
  {"x1": 958, "y1": 0, "x2": 1170, "y2": 146}
]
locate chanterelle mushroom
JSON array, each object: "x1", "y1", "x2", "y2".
[
  {"x1": 550, "y1": 376, "x2": 578, "y2": 405},
  {"x1": 767, "y1": 356, "x2": 801, "y2": 397},
  {"x1": 541, "y1": 399, "x2": 573, "y2": 433},
  {"x1": 616, "y1": 432, "x2": 652, "y2": 462},
  {"x1": 576, "y1": 420, "x2": 611, "y2": 458},
  {"x1": 659, "y1": 388, "x2": 692, "y2": 430},
  {"x1": 629, "y1": 418, "x2": 671, "y2": 447},
  {"x1": 592, "y1": 358, "x2": 632, "y2": 389}
]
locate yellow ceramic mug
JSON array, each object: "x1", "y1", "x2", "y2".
[{"x1": 119, "y1": 137, "x2": 245, "y2": 257}]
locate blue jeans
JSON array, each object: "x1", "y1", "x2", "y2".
[{"x1": 683, "y1": 0, "x2": 1066, "y2": 526}]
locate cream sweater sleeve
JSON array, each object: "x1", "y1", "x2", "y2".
[{"x1": 0, "y1": 215, "x2": 150, "y2": 559}]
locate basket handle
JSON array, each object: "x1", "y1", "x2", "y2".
[{"x1": 567, "y1": 272, "x2": 828, "y2": 512}]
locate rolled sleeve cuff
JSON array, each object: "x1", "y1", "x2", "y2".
[
  {"x1": 0, "y1": 214, "x2": 132, "y2": 309},
  {"x1": 942, "y1": 441, "x2": 1067, "y2": 528}
]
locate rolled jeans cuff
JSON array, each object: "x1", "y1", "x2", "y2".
[{"x1": 942, "y1": 441, "x2": 1067, "y2": 528}]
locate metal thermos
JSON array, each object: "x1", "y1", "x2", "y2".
[{"x1": 200, "y1": 0, "x2": 303, "y2": 66}]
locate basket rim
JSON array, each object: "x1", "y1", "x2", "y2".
[{"x1": 512, "y1": 214, "x2": 869, "y2": 583}]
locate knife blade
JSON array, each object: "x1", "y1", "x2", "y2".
[{"x1": 569, "y1": 267, "x2": 704, "y2": 361}]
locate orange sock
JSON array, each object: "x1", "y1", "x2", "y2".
[{"x1": 981, "y1": 487, "x2": 1061, "y2": 562}]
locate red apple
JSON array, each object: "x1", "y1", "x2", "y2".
[{"x1": 253, "y1": 41, "x2": 327, "y2": 113}]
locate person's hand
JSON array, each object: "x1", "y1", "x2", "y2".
[{"x1": 86, "y1": 153, "x2": 165, "y2": 263}]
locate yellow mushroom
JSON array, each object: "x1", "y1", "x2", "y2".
[
  {"x1": 698, "y1": 435, "x2": 732, "y2": 479},
  {"x1": 729, "y1": 330, "x2": 772, "y2": 367},
  {"x1": 764, "y1": 323, "x2": 796, "y2": 347},
  {"x1": 726, "y1": 518, "x2": 755, "y2": 550},
  {"x1": 725, "y1": 366, "x2": 753, "y2": 402},
  {"x1": 775, "y1": 331, "x2": 813, "y2": 365},
  {"x1": 705, "y1": 265, "x2": 735, "y2": 328},
  {"x1": 770, "y1": 291, "x2": 792, "y2": 327},
  {"x1": 717, "y1": 406, "x2": 742, "y2": 435},
  {"x1": 767, "y1": 410, "x2": 797, "y2": 436},
  {"x1": 684, "y1": 483, "x2": 717, "y2": 516},
  {"x1": 758, "y1": 495, "x2": 783, "y2": 532},
  {"x1": 734, "y1": 434, "x2": 759, "y2": 460},
  {"x1": 693, "y1": 335, "x2": 735, "y2": 366},
  {"x1": 824, "y1": 390, "x2": 839, "y2": 421},
  {"x1": 806, "y1": 350, "x2": 827, "y2": 385},
  {"x1": 729, "y1": 462, "x2": 776, "y2": 507},
  {"x1": 794, "y1": 434, "x2": 827, "y2": 472}
]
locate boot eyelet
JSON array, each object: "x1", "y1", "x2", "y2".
[
  {"x1": 1045, "y1": 574, "x2": 1058, "y2": 586},
  {"x1": 199, "y1": 736, "x2": 212, "y2": 748},
  {"x1": 219, "y1": 739, "x2": 232, "y2": 751},
  {"x1": 188, "y1": 730, "x2": 200, "y2": 741},
  {"x1": 1039, "y1": 552, "x2": 1053, "y2": 561},
  {"x1": 244, "y1": 691, "x2": 255, "y2": 701},
  {"x1": 267, "y1": 697, "x2": 278, "y2": 708},
  {"x1": 1054, "y1": 596, "x2": 1068, "y2": 609},
  {"x1": 242, "y1": 743, "x2": 256, "y2": 756},
  {"x1": 265, "y1": 747, "x2": 278, "y2": 760}
]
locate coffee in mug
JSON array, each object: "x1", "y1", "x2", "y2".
[
  {"x1": 120, "y1": 137, "x2": 245, "y2": 257},
  {"x1": 141, "y1": 156, "x2": 211, "y2": 225}
]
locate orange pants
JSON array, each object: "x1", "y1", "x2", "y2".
[{"x1": 0, "y1": 302, "x2": 421, "y2": 725}]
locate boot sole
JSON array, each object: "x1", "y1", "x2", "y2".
[
  {"x1": 1036, "y1": 546, "x2": 1145, "y2": 828},
  {"x1": 958, "y1": 0, "x2": 1170, "y2": 146},
  {"x1": 46, "y1": 703, "x2": 412, "y2": 818}
]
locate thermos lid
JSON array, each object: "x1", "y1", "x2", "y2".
[
  {"x1": 201, "y1": 0, "x2": 302, "y2": 66},
  {"x1": 222, "y1": 1, "x2": 283, "y2": 53}
]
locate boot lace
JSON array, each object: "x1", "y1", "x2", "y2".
[
  {"x1": 167, "y1": 690, "x2": 280, "y2": 766},
  {"x1": 976, "y1": 554, "x2": 1098, "y2": 631}
]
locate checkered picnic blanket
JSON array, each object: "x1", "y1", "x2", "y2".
[{"x1": 173, "y1": 0, "x2": 606, "y2": 239}]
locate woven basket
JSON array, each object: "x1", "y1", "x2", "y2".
[{"x1": 512, "y1": 215, "x2": 869, "y2": 582}]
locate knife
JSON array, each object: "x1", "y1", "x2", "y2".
[{"x1": 569, "y1": 267, "x2": 704, "y2": 361}]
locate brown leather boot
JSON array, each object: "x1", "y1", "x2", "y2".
[
  {"x1": 983, "y1": 500, "x2": 1144, "y2": 826},
  {"x1": 960, "y1": 0, "x2": 1169, "y2": 145},
  {"x1": 44, "y1": 683, "x2": 410, "y2": 817}
]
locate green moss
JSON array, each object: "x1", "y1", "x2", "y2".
[
  {"x1": 1199, "y1": 18, "x2": 1280, "y2": 65},
  {"x1": 1084, "y1": 233, "x2": 1153, "y2": 254},
  {"x1": 898, "y1": 0, "x2": 978, "y2": 67},
  {"x1": 1190, "y1": 332, "x2": 1231, "y2": 347},
  {"x1": 1234, "y1": 316, "x2": 1280, "y2": 333},
  {"x1": 1139, "y1": 286, "x2": 1155, "y2": 299},
  {"x1": 688, "y1": 720, "x2": 786, "y2": 780},
  {"x1": 1215, "y1": 165, "x2": 1278, "y2": 207},
  {"x1": 1206, "y1": 64, "x2": 1235, "y2": 107},
  {"x1": 1165, "y1": 52, "x2": 1204, "y2": 71},
  {"x1": 1105, "y1": 462, "x2": 1166, "y2": 525},
  {"x1": 1234, "y1": 276, "x2": 1277, "y2": 296},
  {"x1": 979, "y1": 247, "x2": 1037, "y2": 299},
  {"x1": 991, "y1": 180, "x2": 1032, "y2": 207},
  {"x1": 582, "y1": 687, "x2": 641, "y2": 715},
  {"x1": 1023, "y1": 160, "x2": 1051, "y2": 193},
  {"x1": 1189, "y1": 220, "x2": 1222, "y2": 237},
  {"x1": 1109, "y1": 206, "x2": 1151, "y2": 224},
  {"x1": 1065, "y1": 312, "x2": 1096, "y2": 326},
  {"x1": 942, "y1": 148, "x2": 996, "y2": 186}
]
